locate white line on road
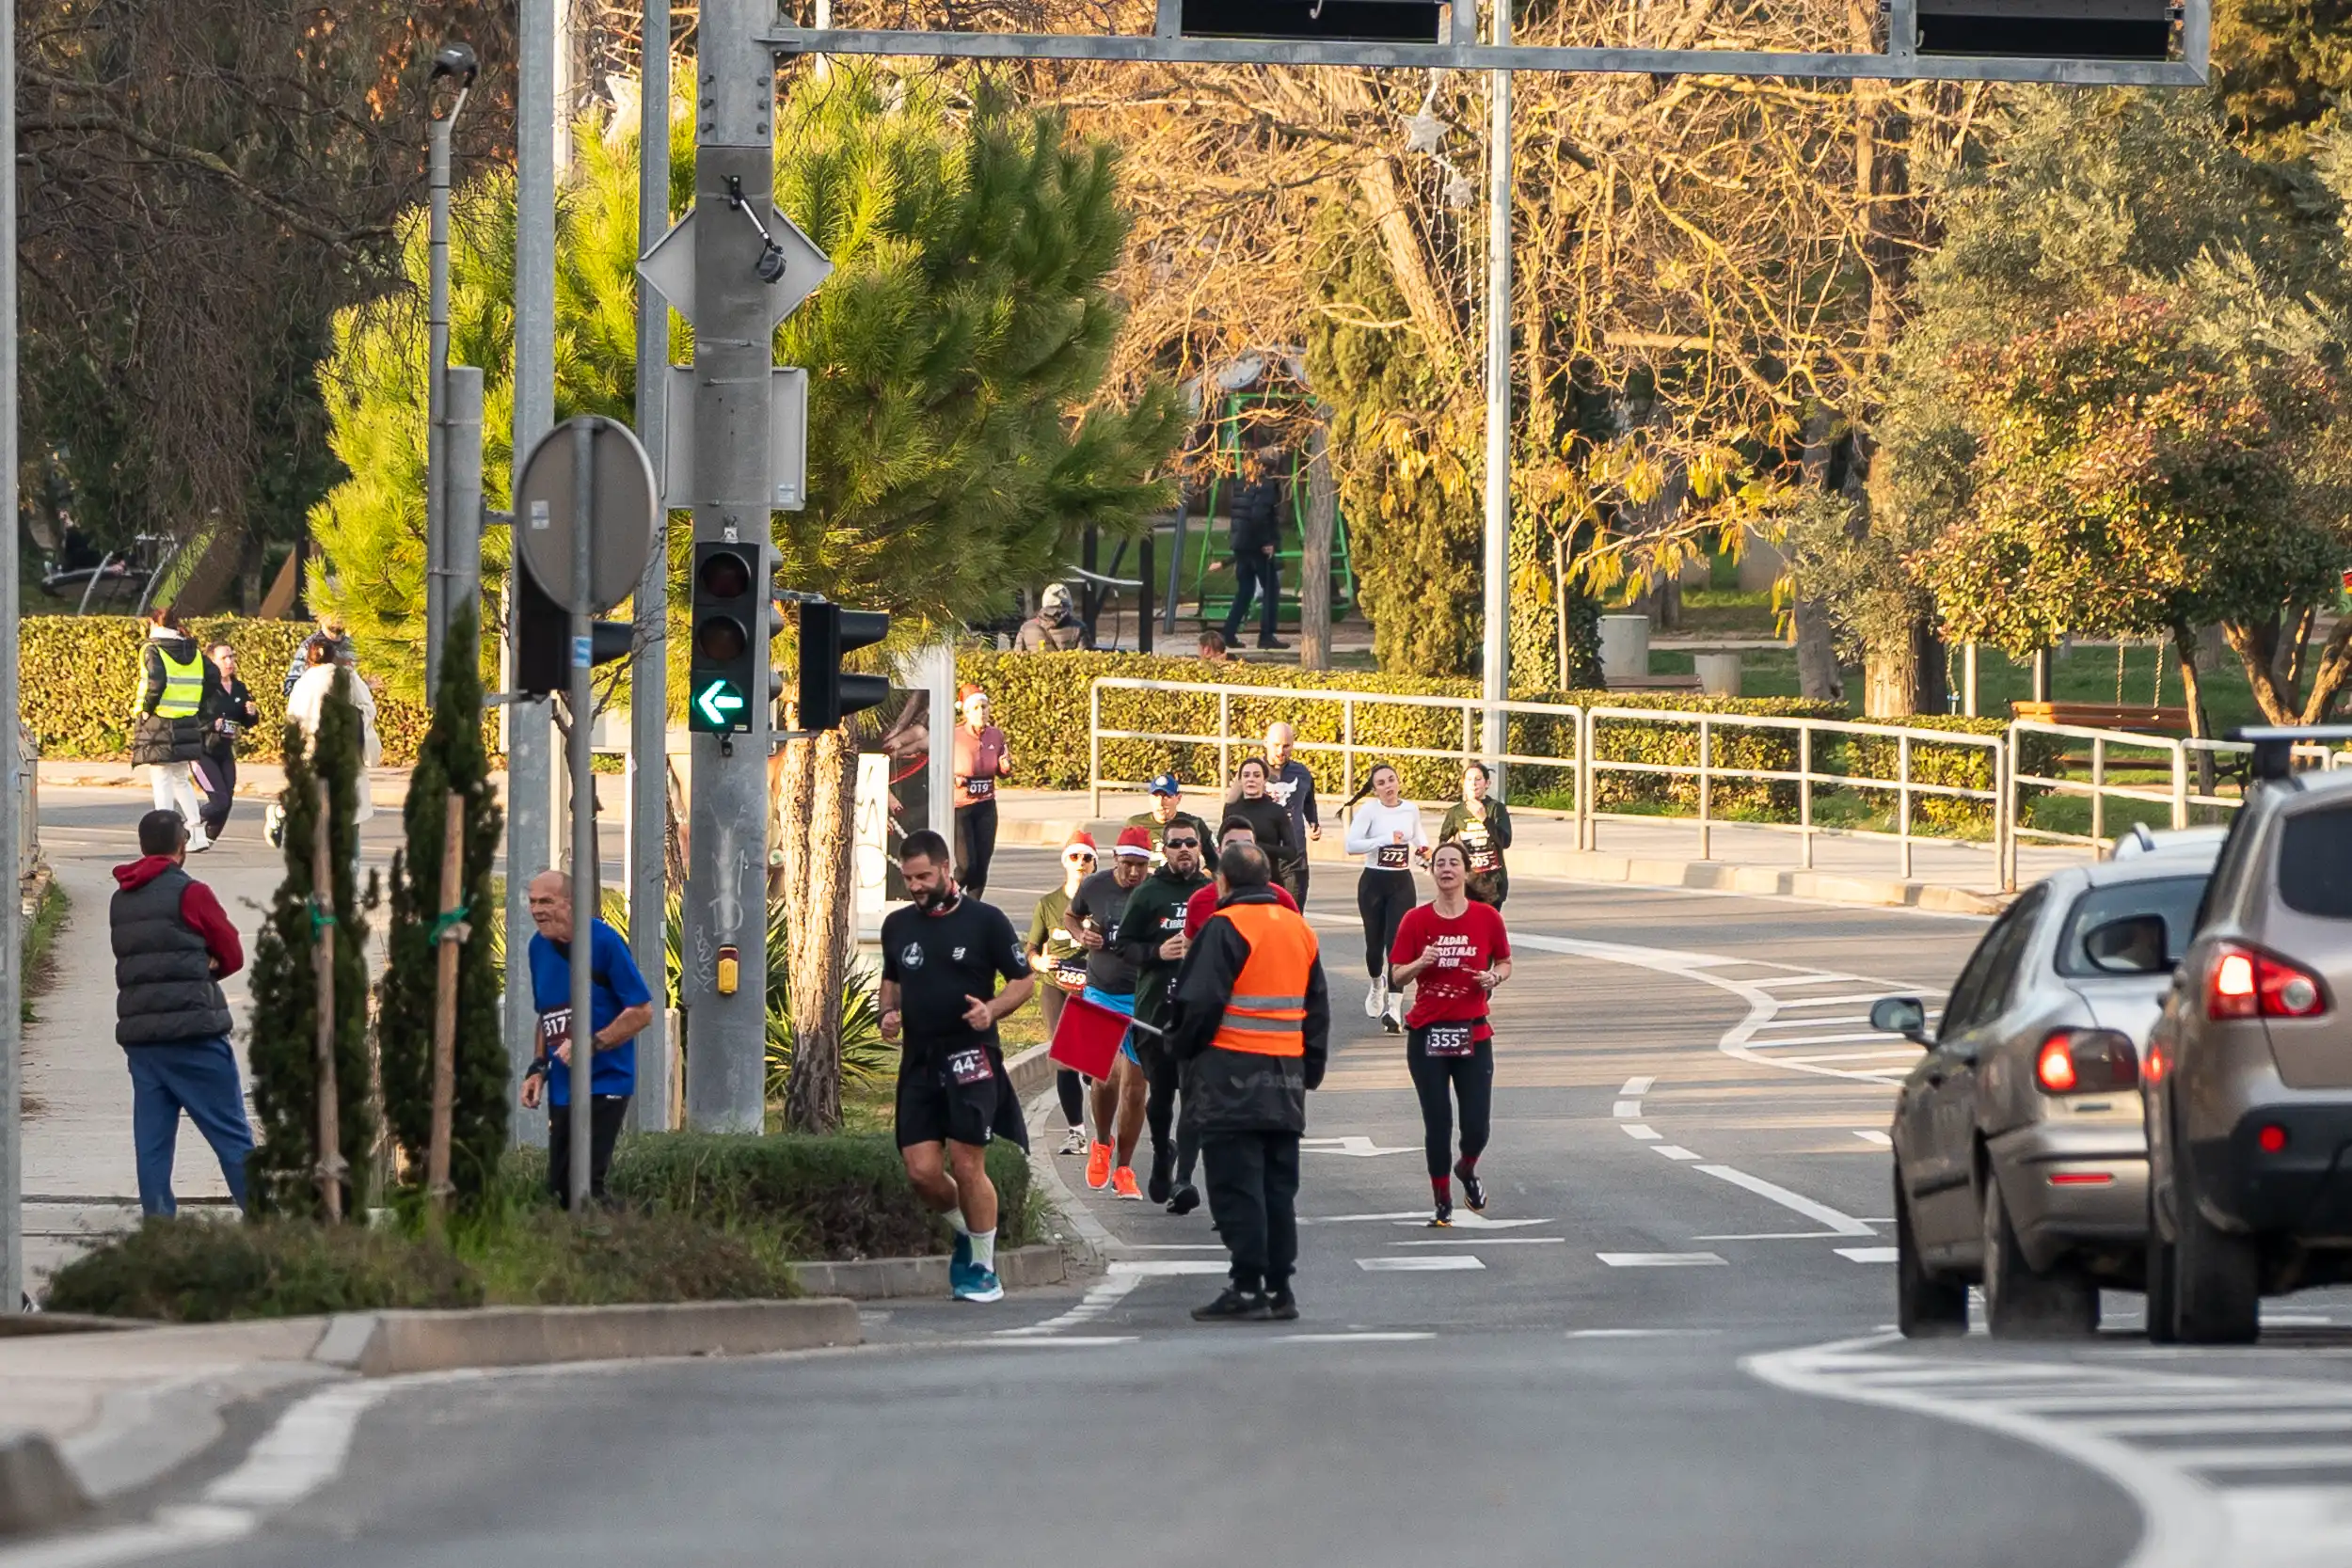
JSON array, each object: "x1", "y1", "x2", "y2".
[
  {"x1": 1621, "y1": 1123, "x2": 1661, "y2": 1141},
  {"x1": 994, "y1": 1259, "x2": 1228, "y2": 1338},
  {"x1": 1359, "y1": 1255, "x2": 1486, "y2": 1272},
  {"x1": 1692, "y1": 1230, "x2": 1851, "y2": 1241},
  {"x1": 1619, "y1": 1075, "x2": 1656, "y2": 1095},
  {"x1": 1835, "y1": 1246, "x2": 1899, "y2": 1263},
  {"x1": 1275, "y1": 1332, "x2": 1438, "y2": 1342},
  {"x1": 1654, "y1": 1146, "x2": 1702, "y2": 1160},
  {"x1": 1612, "y1": 1099, "x2": 1644, "y2": 1118},
  {"x1": 1852, "y1": 1130, "x2": 1893, "y2": 1147},
  {"x1": 1694, "y1": 1164, "x2": 1877, "y2": 1236},
  {"x1": 1568, "y1": 1328, "x2": 1722, "y2": 1338},
  {"x1": 1392, "y1": 1236, "x2": 1565, "y2": 1246},
  {"x1": 1597, "y1": 1252, "x2": 1726, "y2": 1267}
]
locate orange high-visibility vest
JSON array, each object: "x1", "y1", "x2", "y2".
[{"x1": 1210, "y1": 901, "x2": 1318, "y2": 1058}]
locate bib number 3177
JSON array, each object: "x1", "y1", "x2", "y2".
[{"x1": 1422, "y1": 1023, "x2": 1474, "y2": 1057}]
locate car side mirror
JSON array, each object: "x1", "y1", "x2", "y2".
[
  {"x1": 2084, "y1": 913, "x2": 2170, "y2": 975},
  {"x1": 1870, "y1": 996, "x2": 1931, "y2": 1046}
]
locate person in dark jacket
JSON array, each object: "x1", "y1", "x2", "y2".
[
  {"x1": 1222, "y1": 755, "x2": 1303, "y2": 901},
  {"x1": 281, "y1": 615, "x2": 356, "y2": 700},
  {"x1": 1117, "y1": 821, "x2": 1212, "y2": 1213},
  {"x1": 1014, "y1": 582, "x2": 1087, "y2": 652},
  {"x1": 197, "y1": 641, "x2": 261, "y2": 841},
  {"x1": 1168, "y1": 843, "x2": 1329, "y2": 1322},
  {"x1": 130, "y1": 605, "x2": 223, "y2": 851},
  {"x1": 1219, "y1": 455, "x2": 1287, "y2": 651},
  {"x1": 111, "y1": 810, "x2": 252, "y2": 1215},
  {"x1": 1437, "y1": 761, "x2": 1515, "y2": 909}
]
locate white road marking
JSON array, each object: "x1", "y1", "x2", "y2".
[
  {"x1": 1694, "y1": 1164, "x2": 1876, "y2": 1236},
  {"x1": 1393, "y1": 1236, "x2": 1565, "y2": 1246},
  {"x1": 1852, "y1": 1130, "x2": 1894, "y2": 1147},
  {"x1": 1780, "y1": 1049, "x2": 1922, "y2": 1066},
  {"x1": 2089, "y1": 1412, "x2": 2352, "y2": 1437},
  {"x1": 1597, "y1": 1252, "x2": 1726, "y2": 1267},
  {"x1": 1693, "y1": 1230, "x2": 1853, "y2": 1241},
  {"x1": 1620, "y1": 1075, "x2": 1657, "y2": 1095},
  {"x1": 1612, "y1": 1099, "x2": 1644, "y2": 1118},
  {"x1": 1621, "y1": 1123, "x2": 1661, "y2": 1141},
  {"x1": 1568, "y1": 1328, "x2": 1721, "y2": 1338},
  {"x1": 1359, "y1": 1255, "x2": 1486, "y2": 1272},
  {"x1": 1756, "y1": 1031, "x2": 1905, "y2": 1049},
  {"x1": 1276, "y1": 1332, "x2": 1438, "y2": 1342},
  {"x1": 971, "y1": 1336, "x2": 1140, "y2": 1347},
  {"x1": 1836, "y1": 1246, "x2": 1899, "y2": 1263},
  {"x1": 1387, "y1": 1212, "x2": 1552, "y2": 1230},
  {"x1": 1653, "y1": 1145, "x2": 1703, "y2": 1161},
  {"x1": 204, "y1": 1379, "x2": 398, "y2": 1507},
  {"x1": 1299, "y1": 1135, "x2": 1417, "y2": 1157},
  {"x1": 994, "y1": 1259, "x2": 1227, "y2": 1338}
]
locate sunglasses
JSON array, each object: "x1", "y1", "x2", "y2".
[
  {"x1": 1064, "y1": 850, "x2": 1097, "y2": 863},
  {"x1": 1165, "y1": 838, "x2": 1200, "y2": 849}
]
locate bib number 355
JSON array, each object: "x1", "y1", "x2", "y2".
[{"x1": 1422, "y1": 1023, "x2": 1475, "y2": 1057}]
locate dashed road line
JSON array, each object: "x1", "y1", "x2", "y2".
[
  {"x1": 1693, "y1": 1164, "x2": 1875, "y2": 1236},
  {"x1": 1359, "y1": 1255, "x2": 1486, "y2": 1272},
  {"x1": 994, "y1": 1259, "x2": 1227, "y2": 1338},
  {"x1": 1597, "y1": 1252, "x2": 1726, "y2": 1268},
  {"x1": 1621, "y1": 1123, "x2": 1661, "y2": 1141}
]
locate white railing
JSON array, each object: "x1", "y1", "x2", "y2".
[{"x1": 2008, "y1": 721, "x2": 2348, "y2": 863}]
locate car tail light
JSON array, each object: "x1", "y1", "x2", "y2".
[
  {"x1": 2035, "y1": 1028, "x2": 2139, "y2": 1093},
  {"x1": 2259, "y1": 1123, "x2": 2290, "y2": 1154},
  {"x1": 2205, "y1": 942, "x2": 2329, "y2": 1021},
  {"x1": 2049, "y1": 1171, "x2": 2117, "y2": 1186}
]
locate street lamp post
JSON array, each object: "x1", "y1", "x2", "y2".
[
  {"x1": 1479, "y1": 2, "x2": 1514, "y2": 775},
  {"x1": 424, "y1": 42, "x2": 476, "y2": 700}
]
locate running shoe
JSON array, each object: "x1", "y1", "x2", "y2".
[
  {"x1": 1364, "y1": 975, "x2": 1386, "y2": 1019},
  {"x1": 1112, "y1": 1165, "x2": 1144, "y2": 1200},
  {"x1": 954, "y1": 1264, "x2": 1004, "y2": 1304},
  {"x1": 1167, "y1": 1183, "x2": 1200, "y2": 1216},
  {"x1": 1266, "y1": 1287, "x2": 1299, "y2": 1322},
  {"x1": 1147, "y1": 1147, "x2": 1175, "y2": 1205},
  {"x1": 951, "y1": 1228, "x2": 974, "y2": 1277},
  {"x1": 1191, "y1": 1287, "x2": 1271, "y2": 1323},
  {"x1": 1086, "y1": 1141, "x2": 1113, "y2": 1190},
  {"x1": 1058, "y1": 1127, "x2": 1089, "y2": 1156},
  {"x1": 1429, "y1": 1198, "x2": 1453, "y2": 1227},
  {"x1": 1383, "y1": 997, "x2": 1404, "y2": 1034},
  {"x1": 1455, "y1": 1162, "x2": 1486, "y2": 1212}
]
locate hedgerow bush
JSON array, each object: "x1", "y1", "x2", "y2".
[
  {"x1": 43, "y1": 1218, "x2": 483, "y2": 1321},
  {"x1": 1841, "y1": 716, "x2": 2063, "y2": 834}
]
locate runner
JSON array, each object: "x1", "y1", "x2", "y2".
[
  {"x1": 951, "y1": 686, "x2": 1011, "y2": 898},
  {"x1": 1065, "y1": 826, "x2": 1154, "y2": 1198},
  {"x1": 1223, "y1": 756, "x2": 1303, "y2": 902},
  {"x1": 1259, "y1": 721, "x2": 1322, "y2": 902},
  {"x1": 1116, "y1": 819, "x2": 1210, "y2": 1209},
  {"x1": 1342, "y1": 763, "x2": 1426, "y2": 1033},
  {"x1": 1185, "y1": 817, "x2": 1298, "y2": 939},
  {"x1": 1127, "y1": 772, "x2": 1214, "y2": 858},
  {"x1": 1437, "y1": 762, "x2": 1514, "y2": 909},
  {"x1": 880, "y1": 830, "x2": 1037, "y2": 1303},
  {"x1": 1025, "y1": 831, "x2": 1098, "y2": 1155},
  {"x1": 1390, "y1": 842, "x2": 1512, "y2": 1227}
]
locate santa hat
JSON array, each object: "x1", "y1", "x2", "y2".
[{"x1": 959, "y1": 684, "x2": 987, "y2": 711}]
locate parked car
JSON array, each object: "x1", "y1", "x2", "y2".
[
  {"x1": 2143, "y1": 728, "x2": 2352, "y2": 1343},
  {"x1": 2106, "y1": 823, "x2": 2230, "y2": 863},
  {"x1": 1878, "y1": 850, "x2": 2217, "y2": 1338}
]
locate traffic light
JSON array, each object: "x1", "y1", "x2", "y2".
[
  {"x1": 797, "y1": 601, "x2": 890, "y2": 733},
  {"x1": 514, "y1": 551, "x2": 632, "y2": 697},
  {"x1": 689, "y1": 542, "x2": 760, "y2": 734},
  {"x1": 1915, "y1": 0, "x2": 2171, "y2": 58},
  {"x1": 1175, "y1": 0, "x2": 1450, "y2": 41}
]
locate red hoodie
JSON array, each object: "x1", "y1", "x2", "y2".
[{"x1": 114, "y1": 856, "x2": 243, "y2": 979}]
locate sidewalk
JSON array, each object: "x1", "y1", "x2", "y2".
[{"x1": 992, "y1": 787, "x2": 2090, "y2": 913}]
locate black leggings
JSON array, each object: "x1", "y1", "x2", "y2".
[
  {"x1": 1358, "y1": 868, "x2": 1415, "y2": 979},
  {"x1": 954, "y1": 799, "x2": 997, "y2": 898},
  {"x1": 1406, "y1": 1032, "x2": 1494, "y2": 1180},
  {"x1": 1139, "y1": 1040, "x2": 1199, "y2": 1184}
]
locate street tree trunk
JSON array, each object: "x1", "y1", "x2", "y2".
[
  {"x1": 1863, "y1": 616, "x2": 1945, "y2": 719},
  {"x1": 784, "y1": 726, "x2": 855, "y2": 1134},
  {"x1": 1299, "y1": 411, "x2": 1337, "y2": 671}
]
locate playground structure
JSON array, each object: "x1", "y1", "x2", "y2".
[{"x1": 1182, "y1": 387, "x2": 1356, "y2": 631}]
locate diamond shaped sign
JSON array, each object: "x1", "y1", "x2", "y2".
[{"x1": 636, "y1": 204, "x2": 833, "y2": 332}]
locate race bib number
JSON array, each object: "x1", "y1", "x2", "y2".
[
  {"x1": 1422, "y1": 1023, "x2": 1475, "y2": 1057},
  {"x1": 1468, "y1": 847, "x2": 1501, "y2": 874},
  {"x1": 962, "y1": 776, "x2": 994, "y2": 800},
  {"x1": 1052, "y1": 959, "x2": 1089, "y2": 992},
  {"x1": 538, "y1": 1006, "x2": 573, "y2": 1058},
  {"x1": 946, "y1": 1047, "x2": 993, "y2": 1086},
  {"x1": 1375, "y1": 843, "x2": 1410, "y2": 870}
]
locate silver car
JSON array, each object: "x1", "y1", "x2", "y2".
[{"x1": 1877, "y1": 851, "x2": 2217, "y2": 1338}]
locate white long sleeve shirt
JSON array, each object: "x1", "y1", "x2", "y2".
[{"x1": 1345, "y1": 798, "x2": 1427, "y2": 872}]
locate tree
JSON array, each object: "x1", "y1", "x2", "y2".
[
  {"x1": 245, "y1": 677, "x2": 378, "y2": 1219},
  {"x1": 376, "y1": 605, "x2": 508, "y2": 1208}
]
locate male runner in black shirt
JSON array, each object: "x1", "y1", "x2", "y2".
[{"x1": 881, "y1": 829, "x2": 1036, "y2": 1303}]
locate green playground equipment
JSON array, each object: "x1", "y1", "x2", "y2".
[{"x1": 1185, "y1": 389, "x2": 1358, "y2": 628}]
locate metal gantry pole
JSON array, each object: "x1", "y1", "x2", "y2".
[
  {"x1": 508, "y1": 0, "x2": 560, "y2": 1132},
  {"x1": 567, "y1": 423, "x2": 597, "y2": 1208},
  {"x1": 684, "y1": 2, "x2": 777, "y2": 1132},
  {"x1": 629, "y1": 0, "x2": 674, "y2": 1130},
  {"x1": 425, "y1": 111, "x2": 453, "y2": 696},
  {"x1": 1478, "y1": 0, "x2": 1514, "y2": 776},
  {"x1": 0, "y1": 0, "x2": 22, "y2": 1311},
  {"x1": 447, "y1": 368, "x2": 485, "y2": 631}
]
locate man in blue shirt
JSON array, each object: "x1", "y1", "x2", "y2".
[{"x1": 518, "y1": 869, "x2": 656, "y2": 1208}]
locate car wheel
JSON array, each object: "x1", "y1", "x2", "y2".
[
  {"x1": 2174, "y1": 1188, "x2": 2260, "y2": 1345},
  {"x1": 1982, "y1": 1175, "x2": 2097, "y2": 1338},
  {"x1": 2145, "y1": 1228, "x2": 2180, "y2": 1344},
  {"x1": 1897, "y1": 1171, "x2": 1967, "y2": 1338}
]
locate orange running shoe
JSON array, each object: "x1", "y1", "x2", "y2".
[
  {"x1": 1112, "y1": 1165, "x2": 1144, "y2": 1200},
  {"x1": 1086, "y1": 1141, "x2": 1113, "y2": 1190}
]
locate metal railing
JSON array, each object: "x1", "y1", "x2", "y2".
[{"x1": 2008, "y1": 721, "x2": 2348, "y2": 861}]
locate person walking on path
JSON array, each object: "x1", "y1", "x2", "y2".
[
  {"x1": 1391, "y1": 842, "x2": 1513, "y2": 1227},
  {"x1": 1014, "y1": 583, "x2": 1087, "y2": 652},
  {"x1": 1253, "y1": 722, "x2": 1321, "y2": 899},
  {"x1": 1067, "y1": 827, "x2": 1154, "y2": 1197},
  {"x1": 1219, "y1": 454, "x2": 1288, "y2": 651},
  {"x1": 880, "y1": 831, "x2": 1037, "y2": 1304},
  {"x1": 1127, "y1": 773, "x2": 1213, "y2": 859},
  {"x1": 1117, "y1": 818, "x2": 1211, "y2": 1212},
  {"x1": 111, "y1": 810, "x2": 252, "y2": 1215},
  {"x1": 130, "y1": 605, "x2": 222, "y2": 852},
  {"x1": 517, "y1": 870, "x2": 656, "y2": 1209},
  {"x1": 197, "y1": 641, "x2": 260, "y2": 843},
  {"x1": 1026, "y1": 831, "x2": 1099, "y2": 1155},
  {"x1": 951, "y1": 685, "x2": 1011, "y2": 899},
  {"x1": 1169, "y1": 843, "x2": 1329, "y2": 1322},
  {"x1": 1438, "y1": 762, "x2": 1514, "y2": 910},
  {"x1": 1221, "y1": 756, "x2": 1302, "y2": 904},
  {"x1": 1343, "y1": 764, "x2": 1427, "y2": 1033}
]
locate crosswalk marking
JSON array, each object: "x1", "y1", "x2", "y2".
[
  {"x1": 1359, "y1": 1255, "x2": 1485, "y2": 1272},
  {"x1": 1835, "y1": 1246, "x2": 1898, "y2": 1262},
  {"x1": 1597, "y1": 1251, "x2": 1726, "y2": 1267}
]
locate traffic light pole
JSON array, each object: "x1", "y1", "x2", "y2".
[
  {"x1": 566, "y1": 424, "x2": 598, "y2": 1209},
  {"x1": 683, "y1": 0, "x2": 777, "y2": 1133},
  {"x1": 629, "y1": 0, "x2": 673, "y2": 1132}
]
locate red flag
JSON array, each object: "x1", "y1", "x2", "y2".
[{"x1": 1050, "y1": 991, "x2": 1131, "y2": 1079}]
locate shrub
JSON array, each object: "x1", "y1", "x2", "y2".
[
  {"x1": 461, "y1": 1208, "x2": 801, "y2": 1306},
  {"x1": 1841, "y1": 715, "x2": 2064, "y2": 833},
  {"x1": 42, "y1": 1217, "x2": 482, "y2": 1322},
  {"x1": 603, "y1": 1132, "x2": 1037, "y2": 1259}
]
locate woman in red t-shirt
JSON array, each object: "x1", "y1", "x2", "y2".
[{"x1": 1389, "y1": 841, "x2": 1513, "y2": 1227}]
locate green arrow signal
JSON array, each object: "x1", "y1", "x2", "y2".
[{"x1": 695, "y1": 679, "x2": 746, "y2": 729}]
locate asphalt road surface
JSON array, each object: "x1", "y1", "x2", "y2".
[{"x1": 28, "y1": 846, "x2": 2352, "y2": 1568}]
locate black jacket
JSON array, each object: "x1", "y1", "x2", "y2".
[
  {"x1": 1118, "y1": 863, "x2": 1211, "y2": 1030},
  {"x1": 1221, "y1": 795, "x2": 1300, "y2": 880},
  {"x1": 1168, "y1": 888, "x2": 1329, "y2": 1134},
  {"x1": 111, "y1": 862, "x2": 233, "y2": 1045},
  {"x1": 204, "y1": 676, "x2": 261, "y2": 758},
  {"x1": 1229, "y1": 479, "x2": 1283, "y2": 555}
]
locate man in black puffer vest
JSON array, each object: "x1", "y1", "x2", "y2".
[{"x1": 113, "y1": 809, "x2": 252, "y2": 1214}]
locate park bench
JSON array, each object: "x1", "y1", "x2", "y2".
[{"x1": 2010, "y1": 701, "x2": 2193, "y2": 735}]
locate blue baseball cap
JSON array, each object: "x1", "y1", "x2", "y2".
[{"x1": 1147, "y1": 772, "x2": 1183, "y2": 797}]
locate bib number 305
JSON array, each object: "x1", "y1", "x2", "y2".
[{"x1": 1422, "y1": 1023, "x2": 1475, "y2": 1057}]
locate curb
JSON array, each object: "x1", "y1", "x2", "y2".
[
  {"x1": 310, "y1": 1297, "x2": 862, "y2": 1378},
  {"x1": 0, "y1": 1430, "x2": 88, "y2": 1536},
  {"x1": 787, "y1": 1244, "x2": 1066, "y2": 1301}
]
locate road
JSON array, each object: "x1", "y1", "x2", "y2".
[{"x1": 27, "y1": 847, "x2": 2352, "y2": 1568}]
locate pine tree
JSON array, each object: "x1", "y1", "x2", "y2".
[
  {"x1": 376, "y1": 604, "x2": 507, "y2": 1209},
  {"x1": 245, "y1": 674, "x2": 377, "y2": 1218}
]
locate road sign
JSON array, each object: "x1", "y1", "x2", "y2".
[
  {"x1": 662, "y1": 365, "x2": 807, "y2": 511},
  {"x1": 695, "y1": 678, "x2": 747, "y2": 728},
  {"x1": 638, "y1": 205, "x2": 833, "y2": 333},
  {"x1": 514, "y1": 416, "x2": 658, "y2": 615}
]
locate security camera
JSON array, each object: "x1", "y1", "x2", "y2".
[{"x1": 431, "y1": 41, "x2": 479, "y2": 88}]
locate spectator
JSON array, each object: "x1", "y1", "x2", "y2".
[
  {"x1": 518, "y1": 869, "x2": 657, "y2": 1208},
  {"x1": 281, "y1": 614, "x2": 355, "y2": 700},
  {"x1": 197, "y1": 641, "x2": 260, "y2": 842},
  {"x1": 1015, "y1": 583, "x2": 1088, "y2": 652},
  {"x1": 1220, "y1": 453, "x2": 1287, "y2": 652},
  {"x1": 129, "y1": 604, "x2": 222, "y2": 852},
  {"x1": 111, "y1": 809, "x2": 251, "y2": 1215},
  {"x1": 1197, "y1": 630, "x2": 1230, "y2": 663},
  {"x1": 1126, "y1": 771, "x2": 1213, "y2": 856}
]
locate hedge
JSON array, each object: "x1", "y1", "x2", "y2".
[
  {"x1": 21, "y1": 614, "x2": 442, "y2": 767},
  {"x1": 1840, "y1": 715, "x2": 2064, "y2": 835}
]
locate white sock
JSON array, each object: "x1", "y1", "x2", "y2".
[
  {"x1": 947, "y1": 1208, "x2": 971, "y2": 1238},
  {"x1": 971, "y1": 1228, "x2": 996, "y2": 1272}
]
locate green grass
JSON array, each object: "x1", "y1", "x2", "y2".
[{"x1": 21, "y1": 877, "x2": 66, "y2": 1028}]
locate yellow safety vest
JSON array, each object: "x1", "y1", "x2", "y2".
[{"x1": 133, "y1": 644, "x2": 205, "y2": 720}]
